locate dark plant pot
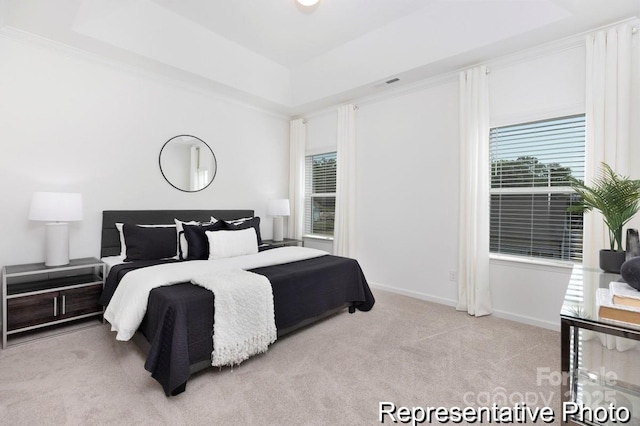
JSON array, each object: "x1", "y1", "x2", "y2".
[{"x1": 599, "y1": 249, "x2": 626, "y2": 273}]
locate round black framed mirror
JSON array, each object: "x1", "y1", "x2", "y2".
[{"x1": 159, "y1": 135, "x2": 217, "y2": 192}]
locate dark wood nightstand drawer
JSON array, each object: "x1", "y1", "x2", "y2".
[
  {"x1": 7, "y1": 292, "x2": 58, "y2": 331},
  {"x1": 60, "y1": 284, "x2": 103, "y2": 318}
]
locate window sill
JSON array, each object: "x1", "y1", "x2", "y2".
[
  {"x1": 489, "y1": 253, "x2": 576, "y2": 271},
  {"x1": 303, "y1": 234, "x2": 334, "y2": 241}
]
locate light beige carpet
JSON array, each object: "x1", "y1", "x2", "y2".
[{"x1": 0, "y1": 290, "x2": 561, "y2": 425}]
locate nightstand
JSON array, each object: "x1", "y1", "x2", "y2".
[
  {"x1": 259, "y1": 238, "x2": 304, "y2": 251},
  {"x1": 1, "y1": 257, "x2": 105, "y2": 348}
]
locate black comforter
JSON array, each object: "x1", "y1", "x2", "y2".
[{"x1": 100, "y1": 254, "x2": 375, "y2": 396}]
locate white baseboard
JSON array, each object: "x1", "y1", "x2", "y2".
[
  {"x1": 491, "y1": 309, "x2": 560, "y2": 332},
  {"x1": 369, "y1": 282, "x2": 560, "y2": 332},
  {"x1": 369, "y1": 282, "x2": 457, "y2": 307}
]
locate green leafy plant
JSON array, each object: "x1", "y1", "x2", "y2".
[{"x1": 568, "y1": 163, "x2": 640, "y2": 252}]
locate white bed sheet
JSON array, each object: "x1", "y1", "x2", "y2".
[
  {"x1": 104, "y1": 246, "x2": 328, "y2": 341},
  {"x1": 101, "y1": 255, "x2": 126, "y2": 275}
]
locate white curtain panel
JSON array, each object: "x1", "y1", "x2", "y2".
[
  {"x1": 457, "y1": 66, "x2": 492, "y2": 317},
  {"x1": 288, "y1": 119, "x2": 306, "y2": 240},
  {"x1": 583, "y1": 24, "x2": 633, "y2": 269},
  {"x1": 334, "y1": 104, "x2": 357, "y2": 258},
  {"x1": 585, "y1": 24, "x2": 635, "y2": 351}
]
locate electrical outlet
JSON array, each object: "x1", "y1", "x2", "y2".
[{"x1": 449, "y1": 271, "x2": 457, "y2": 282}]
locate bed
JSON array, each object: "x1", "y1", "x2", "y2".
[{"x1": 99, "y1": 209, "x2": 375, "y2": 396}]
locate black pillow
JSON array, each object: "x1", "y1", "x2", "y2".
[
  {"x1": 123, "y1": 224, "x2": 177, "y2": 261},
  {"x1": 183, "y1": 221, "x2": 228, "y2": 260},
  {"x1": 225, "y1": 217, "x2": 262, "y2": 245},
  {"x1": 621, "y1": 257, "x2": 640, "y2": 291}
]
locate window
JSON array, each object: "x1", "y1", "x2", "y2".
[
  {"x1": 305, "y1": 152, "x2": 337, "y2": 237},
  {"x1": 489, "y1": 115, "x2": 585, "y2": 262}
]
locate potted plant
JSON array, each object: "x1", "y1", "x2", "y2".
[{"x1": 568, "y1": 163, "x2": 640, "y2": 273}]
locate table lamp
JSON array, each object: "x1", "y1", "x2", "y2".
[
  {"x1": 267, "y1": 199, "x2": 290, "y2": 242},
  {"x1": 29, "y1": 192, "x2": 83, "y2": 266}
]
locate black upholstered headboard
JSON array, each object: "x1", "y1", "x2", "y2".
[{"x1": 101, "y1": 209, "x2": 254, "y2": 258}]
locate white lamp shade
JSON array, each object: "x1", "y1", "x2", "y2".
[
  {"x1": 267, "y1": 199, "x2": 290, "y2": 217},
  {"x1": 29, "y1": 192, "x2": 83, "y2": 222},
  {"x1": 297, "y1": 0, "x2": 319, "y2": 6}
]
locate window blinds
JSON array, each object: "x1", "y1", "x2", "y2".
[
  {"x1": 304, "y1": 152, "x2": 337, "y2": 236},
  {"x1": 489, "y1": 115, "x2": 585, "y2": 262}
]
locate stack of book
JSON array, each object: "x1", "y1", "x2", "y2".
[{"x1": 597, "y1": 281, "x2": 640, "y2": 325}]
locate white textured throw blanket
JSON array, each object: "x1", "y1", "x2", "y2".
[{"x1": 192, "y1": 269, "x2": 277, "y2": 367}]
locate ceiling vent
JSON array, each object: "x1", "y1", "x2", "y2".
[{"x1": 385, "y1": 78, "x2": 400, "y2": 84}]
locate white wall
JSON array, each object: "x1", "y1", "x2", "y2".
[
  {"x1": 487, "y1": 44, "x2": 587, "y2": 329},
  {"x1": 305, "y1": 109, "x2": 337, "y2": 155},
  {"x1": 301, "y1": 109, "x2": 337, "y2": 252},
  {"x1": 344, "y1": 41, "x2": 611, "y2": 330},
  {"x1": 489, "y1": 45, "x2": 586, "y2": 124},
  {"x1": 355, "y1": 80, "x2": 460, "y2": 306},
  {"x1": 0, "y1": 35, "x2": 289, "y2": 267},
  {"x1": 308, "y1": 30, "x2": 636, "y2": 331}
]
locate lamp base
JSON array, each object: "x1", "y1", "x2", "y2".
[
  {"x1": 273, "y1": 216, "x2": 284, "y2": 242},
  {"x1": 45, "y1": 223, "x2": 69, "y2": 267}
]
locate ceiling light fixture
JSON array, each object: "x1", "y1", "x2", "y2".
[{"x1": 297, "y1": 0, "x2": 320, "y2": 6}]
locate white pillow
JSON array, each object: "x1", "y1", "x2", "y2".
[
  {"x1": 116, "y1": 222, "x2": 177, "y2": 258},
  {"x1": 206, "y1": 228, "x2": 258, "y2": 260}
]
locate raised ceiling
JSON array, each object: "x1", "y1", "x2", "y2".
[{"x1": 2, "y1": 0, "x2": 639, "y2": 115}]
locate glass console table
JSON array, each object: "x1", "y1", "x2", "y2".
[{"x1": 561, "y1": 265, "x2": 640, "y2": 425}]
